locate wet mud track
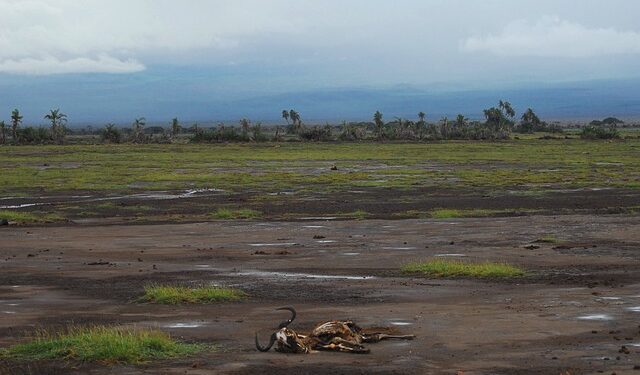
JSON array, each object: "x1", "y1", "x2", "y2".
[{"x1": 2, "y1": 215, "x2": 640, "y2": 374}]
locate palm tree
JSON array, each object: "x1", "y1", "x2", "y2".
[
  {"x1": 10, "y1": 109, "x2": 22, "y2": 143},
  {"x1": 416, "y1": 112, "x2": 427, "y2": 140},
  {"x1": 44, "y1": 109, "x2": 68, "y2": 143},
  {"x1": 171, "y1": 118, "x2": 181, "y2": 137},
  {"x1": 289, "y1": 110, "x2": 301, "y2": 134},
  {"x1": 0, "y1": 121, "x2": 6, "y2": 144},
  {"x1": 439, "y1": 117, "x2": 450, "y2": 139},
  {"x1": 240, "y1": 118, "x2": 251, "y2": 138},
  {"x1": 132, "y1": 117, "x2": 146, "y2": 143},
  {"x1": 282, "y1": 110, "x2": 290, "y2": 125},
  {"x1": 373, "y1": 111, "x2": 384, "y2": 140}
]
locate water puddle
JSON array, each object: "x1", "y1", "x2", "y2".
[
  {"x1": 420, "y1": 221, "x2": 459, "y2": 225},
  {"x1": 0, "y1": 203, "x2": 44, "y2": 209},
  {"x1": 626, "y1": 306, "x2": 640, "y2": 312},
  {"x1": 435, "y1": 254, "x2": 467, "y2": 257},
  {"x1": 599, "y1": 297, "x2": 622, "y2": 301},
  {"x1": 231, "y1": 270, "x2": 376, "y2": 281},
  {"x1": 303, "y1": 225, "x2": 326, "y2": 229},
  {"x1": 1, "y1": 189, "x2": 226, "y2": 209},
  {"x1": 268, "y1": 191, "x2": 295, "y2": 196},
  {"x1": 577, "y1": 314, "x2": 614, "y2": 321},
  {"x1": 388, "y1": 320, "x2": 414, "y2": 326},
  {"x1": 164, "y1": 322, "x2": 204, "y2": 329},
  {"x1": 316, "y1": 240, "x2": 336, "y2": 244},
  {"x1": 342, "y1": 252, "x2": 361, "y2": 256},
  {"x1": 249, "y1": 243, "x2": 297, "y2": 247},
  {"x1": 594, "y1": 162, "x2": 623, "y2": 166},
  {"x1": 195, "y1": 265, "x2": 211, "y2": 268},
  {"x1": 2, "y1": 311, "x2": 16, "y2": 314},
  {"x1": 383, "y1": 247, "x2": 417, "y2": 250}
]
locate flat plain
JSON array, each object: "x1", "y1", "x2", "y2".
[{"x1": 1, "y1": 140, "x2": 640, "y2": 374}]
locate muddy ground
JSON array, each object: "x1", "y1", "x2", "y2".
[{"x1": 2, "y1": 206, "x2": 640, "y2": 374}]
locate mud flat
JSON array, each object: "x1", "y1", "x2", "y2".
[{"x1": 1, "y1": 214, "x2": 640, "y2": 374}]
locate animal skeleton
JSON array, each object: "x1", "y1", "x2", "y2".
[{"x1": 255, "y1": 307, "x2": 415, "y2": 354}]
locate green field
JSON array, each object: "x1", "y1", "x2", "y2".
[{"x1": 1, "y1": 140, "x2": 639, "y2": 194}]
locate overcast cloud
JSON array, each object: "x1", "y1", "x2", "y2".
[
  {"x1": 1, "y1": 0, "x2": 639, "y2": 79},
  {"x1": 462, "y1": 16, "x2": 640, "y2": 58}
]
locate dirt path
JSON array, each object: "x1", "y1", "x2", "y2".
[{"x1": 2, "y1": 215, "x2": 640, "y2": 374}]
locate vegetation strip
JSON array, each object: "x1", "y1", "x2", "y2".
[
  {"x1": 402, "y1": 259, "x2": 525, "y2": 278},
  {"x1": 0, "y1": 210, "x2": 63, "y2": 224},
  {"x1": 141, "y1": 285, "x2": 246, "y2": 304},
  {"x1": 0, "y1": 326, "x2": 204, "y2": 364},
  {"x1": 211, "y1": 208, "x2": 261, "y2": 220}
]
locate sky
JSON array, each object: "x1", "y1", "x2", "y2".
[{"x1": 1, "y1": 0, "x2": 640, "y2": 123}]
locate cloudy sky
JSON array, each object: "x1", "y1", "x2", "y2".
[{"x1": 1, "y1": 0, "x2": 640, "y2": 122}]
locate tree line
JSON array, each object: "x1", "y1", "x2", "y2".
[{"x1": 0, "y1": 101, "x2": 623, "y2": 145}]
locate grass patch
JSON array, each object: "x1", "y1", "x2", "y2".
[
  {"x1": 141, "y1": 285, "x2": 246, "y2": 304},
  {"x1": 535, "y1": 235, "x2": 558, "y2": 243},
  {"x1": 346, "y1": 209, "x2": 369, "y2": 220},
  {"x1": 0, "y1": 210, "x2": 63, "y2": 224},
  {"x1": 402, "y1": 259, "x2": 525, "y2": 278},
  {"x1": 0, "y1": 326, "x2": 203, "y2": 364},
  {"x1": 211, "y1": 208, "x2": 261, "y2": 220},
  {"x1": 429, "y1": 208, "x2": 512, "y2": 219}
]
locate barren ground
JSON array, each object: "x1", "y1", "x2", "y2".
[{"x1": 2, "y1": 213, "x2": 640, "y2": 374}]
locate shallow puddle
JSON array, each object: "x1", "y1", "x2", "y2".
[
  {"x1": 249, "y1": 243, "x2": 297, "y2": 247},
  {"x1": 316, "y1": 240, "x2": 336, "y2": 244},
  {"x1": 383, "y1": 247, "x2": 417, "y2": 250},
  {"x1": 577, "y1": 314, "x2": 614, "y2": 321},
  {"x1": 435, "y1": 253, "x2": 467, "y2": 257},
  {"x1": 300, "y1": 217, "x2": 338, "y2": 220},
  {"x1": 164, "y1": 322, "x2": 205, "y2": 328},
  {"x1": 0, "y1": 203, "x2": 44, "y2": 209},
  {"x1": 342, "y1": 252, "x2": 361, "y2": 256},
  {"x1": 388, "y1": 320, "x2": 413, "y2": 326},
  {"x1": 231, "y1": 270, "x2": 376, "y2": 280},
  {"x1": 626, "y1": 306, "x2": 640, "y2": 312}
]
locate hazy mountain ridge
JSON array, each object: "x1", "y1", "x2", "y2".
[{"x1": 1, "y1": 71, "x2": 639, "y2": 125}]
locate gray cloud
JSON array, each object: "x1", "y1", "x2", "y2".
[
  {"x1": 0, "y1": 55, "x2": 145, "y2": 75},
  {"x1": 462, "y1": 16, "x2": 640, "y2": 58},
  {"x1": 1, "y1": 0, "x2": 640, "y2": 84}
]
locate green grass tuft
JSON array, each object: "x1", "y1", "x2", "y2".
[
  {"x1": 402, "y1": 259, "x2": 525, "y2": 278},
  {"x1": 211, "y1": 208, "x2": 261, "y2": 220},
  {"x1": 141, "y1": 285, "x2": 246, "y2": 304},
  {"x1": 348, "y1": 209, "x2": 369, "y2": 220},
  {"x1": 0, "y1": 210, "x2": 63, "y2": 224},
  {"x1": 429, "y1": 208, "x2": 509, "y2": 219},
  {"x1": 0, "y1": 326, "x2": 203, "y2": 364}
]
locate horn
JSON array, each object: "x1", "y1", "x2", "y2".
[
  {"x1": 276, "y1": 306, "x2": 296, "y2": 328},
  {"x1": 255, "y1": 332, "x2": 277, "y2": 352}
]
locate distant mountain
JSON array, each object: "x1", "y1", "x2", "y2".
[{"x1": 1, "y1": 69, "x2": 639, "y2": 125}]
